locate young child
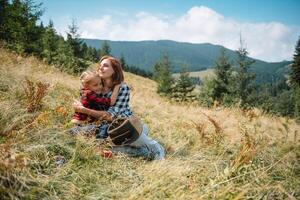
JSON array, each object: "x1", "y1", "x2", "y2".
[{"x1": 71, "y1": 70, "x2": 120, "y2": 138}]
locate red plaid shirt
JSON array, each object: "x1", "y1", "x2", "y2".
[
  {"x1": 80, "y1": 88, "x2": 111, "y2": 110},
  {"x1": 73, "y1": 88, "x2": 111, "y2": 121}
]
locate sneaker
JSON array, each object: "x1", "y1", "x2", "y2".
[{"x1": 148, "y1": 141, "x2": 165, "y2": 160}]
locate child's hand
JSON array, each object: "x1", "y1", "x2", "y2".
[{"x1": 73, "y1": 100, "x2": 84, "y2": 112}]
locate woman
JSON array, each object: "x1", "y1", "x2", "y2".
[{"x1": 73, "y1": 56, "x2": 165, "y2": 160}]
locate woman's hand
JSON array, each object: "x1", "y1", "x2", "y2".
[{"x1": 73, "y1": 100, "x2": 85, "y2": 113}]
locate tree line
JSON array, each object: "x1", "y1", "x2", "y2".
[
  {"x1": 0, "y1": 0, "x2": 151, "y2": 78},
  {"x1": 1, "y1": 0, "x2": 93, "y2": 73},
  {"x1": 153, "y1": 37, "x2": 300, "y2": 121}
]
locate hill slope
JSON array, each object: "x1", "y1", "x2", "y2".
[
  {"x1": 84, "y1": 39, "x2": 291, "y2": 84},
  {"x1": 0, "y1": 48, "x2": 299, "y2": 199}
]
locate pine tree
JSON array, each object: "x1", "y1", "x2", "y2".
[
  {"x1": 171, "y1": 65, "x2": 195, "y2": 102},
  {"x1": 91, "y1": 47, "x2": 99, "y2": 62},
  {"x1": 81, "y1": 42, "x2": 93, "y2": 61},
  {"x1": 198, "y1": 77, "x2": 218, "y2": 107},
  {"x1": 153, "y1": 53, "x2": 174, "y2": 95},
  {"x1": 234, "y1": 37, "x2": 255, "y2": 107},
  {"x1": 54, "y1": 36, "x2": 77, "y2": 73},
  {"x1": 198, "y1": 49, "x2": 234, "y2": 106},
  {"x1": 4, "y1": 0, "x2": 25, "y2": 50},
  {"x1": 66, "y1": 20, "x2": 89, "y2": 74},
  {"x1": 120, "y1": 53, "x2": 127, "y2": 70},
  {"x1": 41, "y1": 20, "x2": 59, "y2": 63},
  {"x1": 290, "y1": 36, "x2": 300, "y2": 120},
  {"x1": 67, "y1": 19, "x2": 83, "y2": 58},
  {"x1": 0, "y1": 0, "x2": 43, "y2": 53},
  {"x1": 22, "y1": 0, "x2": 44, "y2": 55},
  {"x1": 290, "y1": 36, "x2": 300, "y2": 87},
  {"x1": 0, "y1": 0, "x2": 10, "y2": 40},
  {"x1": 212, "y1": 48, "x2": 232, "y2": 102},
  {"x1": 100, "y1": 40, "x2": 111, "y2": 58}
]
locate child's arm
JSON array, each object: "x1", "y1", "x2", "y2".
[
  {"x1": 80, "y1": 89, "x2": 92, "y2": 107},
  {"x1": 110, "y1": 83, "x2": 121, "y2": 106}
]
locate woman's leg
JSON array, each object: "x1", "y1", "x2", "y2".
[
  {"x1": 111, "y1": 145, "x2": 150, "y2": 157},
  {"x1": 112, "y1": 124, "x2": 165, "y2": 160},
  {"x1": 111, "y1": 123, "x2": 150, "y2": 157},
  {"x1": 134, "y1": 123, "x2": 165, "y2": 160}
]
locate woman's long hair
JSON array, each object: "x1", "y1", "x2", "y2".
[{"x1": 99, "y1": 55, "x2": 124, "y2": 86}]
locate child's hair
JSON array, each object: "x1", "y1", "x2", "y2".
[{"x1": 80, "y1": 70, "x2": 100, "y2": 86}]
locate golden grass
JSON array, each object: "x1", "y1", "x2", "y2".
[
  {"x1": 0, "y1": 48, "x2": 299, "y2": 199},
  {"x1": 23, "y1": 78, "x2": 50, "y2": 113}
]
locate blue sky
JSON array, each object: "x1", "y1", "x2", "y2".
[
  {"x1": 39, "y1": 0, "x2": 300, "y2": 26},
  {"x1": 37, "y1": 0, "x2": 300, "y2": 62}
]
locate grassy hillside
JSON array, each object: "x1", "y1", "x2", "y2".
[
  {"x1": 84, "y1": 39, "x2": 291, "y2": 84},
  {"x1": 0, "y1": 48, "x2": 299, "y2": 199}
]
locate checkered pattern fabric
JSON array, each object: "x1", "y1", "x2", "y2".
[{"x1": 100, "y1": 83, "x2": 133, "y2": 118}]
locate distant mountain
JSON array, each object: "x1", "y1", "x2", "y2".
[{"x1": 83, "y1": 39, "x2": 291, "y2": 84}]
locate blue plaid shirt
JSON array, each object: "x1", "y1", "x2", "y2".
[{"x1": 100, "y1": 83, "x2": 133, "y2": 118}]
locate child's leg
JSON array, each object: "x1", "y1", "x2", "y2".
[
  {"x1": 69, "y1": 124, "x2": 99, "y2": 135},
  {"x1": 71, "y1": 112, "x2": 87, "y2": 124}
]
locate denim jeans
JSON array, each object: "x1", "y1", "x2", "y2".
[
  {"x1": 112, "y1": 124, "x2": 165, "y2": 160},
  {"x1": 96, "y1": 123, "x2": 109, "y2": 139},
  {"x1": 69, "y1": 123, "x2": 165, "y2": 160},
  {"x1": 69, "y1": 123, "x2": 108, "y2": 138}
]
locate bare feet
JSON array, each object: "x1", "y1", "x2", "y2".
[{"x1": 71, "y1": 119, "x2": 85, "y2": 125}]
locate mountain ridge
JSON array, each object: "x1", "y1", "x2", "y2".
[{"x1": 83, "y1": 39, "x2": 291, "y2": 84}]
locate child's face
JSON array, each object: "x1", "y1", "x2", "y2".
[{"x1": 85, "y1": 76, "x2": 102, "y2": 93}]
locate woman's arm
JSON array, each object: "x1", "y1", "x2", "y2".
[
  {"x1": 110, "y1": 84, "x2": 121, "y2": 106},
  {"x1": 106, "y1": 83, "x2": 131, "y2": 118},
  {"x1": 73, "y1": 100, "x2": 113, "y2": 121}
]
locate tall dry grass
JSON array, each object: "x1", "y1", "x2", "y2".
[
  {"x1": 23, "y1": 78, "x2": 50, "y2": 113},
  {"x1": 0, "y1": 48, "x2": 299, "y2": 199}
]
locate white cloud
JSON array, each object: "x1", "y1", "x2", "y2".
[
  {"x1": 80, "y1": 15, "x2": 113, "y2": 39},
  {"x1": 124, "y1": 12, "x2": 170, "y2": 40},
  {"x1": 59, "y1": 6, "x2": 300, "y2": 62}
]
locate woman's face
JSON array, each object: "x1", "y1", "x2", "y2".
[{"x1": 98, "y1": 59, "x2": 115, "y2": 79}]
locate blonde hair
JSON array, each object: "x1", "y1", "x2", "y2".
[{"x1": 80, "y1": 70, "x2": 101, "y2": 86}]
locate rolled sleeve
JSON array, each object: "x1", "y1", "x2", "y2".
[{"x1": 107, "y1": 106, "x2": 119, "y2": 118}]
